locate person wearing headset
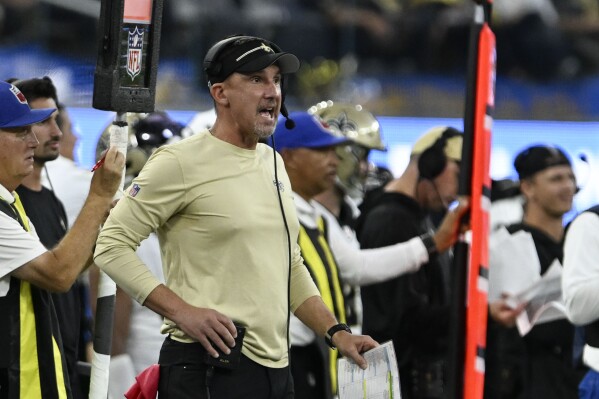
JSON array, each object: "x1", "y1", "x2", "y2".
[
  {"x1": 93, "y1": 35, "x2": 377, "y2": 399},
  {"x1": 272, "y1": 113, "x2": 468, "y2": 399},
  {"x1": 355, "y1": 126, "x2": 463, "y2": 399},
  {"x1": 309, "y1": 101, "x2": 468, "y2": 336}
]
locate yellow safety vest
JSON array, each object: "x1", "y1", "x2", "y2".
[
  {"x1": 298, "y1": 216, "x2": 346, "y2": 395},
  {"x1": 0, "y1": 193, "x2": 69, "y2": 399}
]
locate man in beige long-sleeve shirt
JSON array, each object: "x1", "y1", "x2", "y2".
[{"x1": 94, "y1": 35, "x2": 377, "y2": 399}]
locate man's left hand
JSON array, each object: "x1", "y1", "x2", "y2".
[{"x1": 333, "y1": 332, "x2": 379, "y2": 369}]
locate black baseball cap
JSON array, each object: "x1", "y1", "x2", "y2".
[
  {"x1": 204, "y1": 36, "x2": 300, "y2": 85},
  {"x1": 514, "y1": 145, "x2": 572, "y2": 179}
]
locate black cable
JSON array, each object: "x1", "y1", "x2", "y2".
[
  {"x1": 270, "y1": 135, "x2": 292, "y2": 391},
  {"x1": 43, "y1": 164, "x2": 55, "y2": 192}
]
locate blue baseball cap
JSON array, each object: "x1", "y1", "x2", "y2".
[
  {"x1": 271, "y1": 111, "x2": 350, "y2": 150},
  {"x1": 0, "y1": 81, "x2": 55, "y2": 128}
]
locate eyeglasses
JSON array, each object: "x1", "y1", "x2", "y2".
[{"x1": 0, "y1": 126, "x2": 37, "y2": 141}]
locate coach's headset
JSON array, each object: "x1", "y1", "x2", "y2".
[
  {"x1": 203, "y1": 34, "x2": 296, "y2": 129},
  {"x1": 417, "y1": 127, "x2": 462, "y2": 180}
]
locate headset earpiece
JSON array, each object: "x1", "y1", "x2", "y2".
[
  {"x1": 417, "y1": 127, "x2": 461, "y2": 180},
  {"x1": 203, "y1": 35, "x2": 248, "y2": 81}
]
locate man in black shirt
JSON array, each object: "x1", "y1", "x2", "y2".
[
  {"x1": 486, "y1": 145, "x2": 585, "y2": 399},
  {"x1": 13, "y1": 77, "x2": 86, "y2": 399},
  {"x1": 356, "y1": 126, "x2": 462, "y2": 399}
]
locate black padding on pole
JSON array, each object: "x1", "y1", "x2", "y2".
[
  {"x1": 93, "y1": 295, "x2": 116, "y2": 355},
  {"x1": 93, "y1": 0, "x2": 164, "y2": 113}
]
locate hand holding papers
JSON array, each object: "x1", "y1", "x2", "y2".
[
  {"x1": 510, "y1": 260, "x2": 567, "y2": 336},
  {"x1": 488, "y1": 227, "x2": 567, "y2": 336},
  {"x1": 338, "y1": 341, "x2": 401, "y2": 399}
]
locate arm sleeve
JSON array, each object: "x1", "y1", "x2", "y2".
[
  {"x1": 563, "y1": 212, "x2": 599, "y2": 325},
  {"x1": 94, "y1": 149, "x2": 186, "y2": 304},
  {"x1": 326, "y1": 212, "x2": 428, "y2": 285}
]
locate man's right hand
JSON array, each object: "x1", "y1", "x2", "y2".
[
  {"x1": 141, "y1": 285, "x2": 240, "y2": 359},
  {"x1": 489, "y1": 295, "x2": 526, "y2": 327},
  {"x1": 90, "y1": 146, "x2": 125, "y2": 199},
  {"x1": 174, "y1": 303, "x2": 239, "y2": 358}
]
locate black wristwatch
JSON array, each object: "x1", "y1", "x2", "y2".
[
  {"x1": 325, "y1": 323, "x2": 352, "y2": 349},
  {"x1": 419, "y1": 232, "x2": 438, "y2": 257}
]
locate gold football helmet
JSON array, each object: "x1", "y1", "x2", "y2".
[{"x1": 308, "y1": 101, "x2": 386, "y2": 199}]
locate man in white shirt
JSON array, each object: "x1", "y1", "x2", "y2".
[
  {"x1": 0, "y1": 80, "x2": 124, "y2": 399},
  {"x1": 563, "y1": 207, "x2": 599, "y2": 398}
]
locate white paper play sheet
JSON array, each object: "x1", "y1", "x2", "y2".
[{"x1": 337, "y1": 340, "x2": 401, "y2": 399}]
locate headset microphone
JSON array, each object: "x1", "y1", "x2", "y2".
[
  {"x1": 281, "y1": 104, "x2": 295, "y2": 129},
  {"x1": 430, "y1": 179, "x2": 450, "y2": 211}
]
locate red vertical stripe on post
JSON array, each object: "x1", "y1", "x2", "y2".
[{"x1": 464, "y1": 23, "x2": 495, "y2": 399}]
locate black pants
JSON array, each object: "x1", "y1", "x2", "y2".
[
  {"x1": 290, "y1": 344, "x2": 327, "y2": 399},
  {"x1": 158, "y1": 336, "x2": 294, "y2": 399},
  {"x1": 0, "y1": 368, "x2": 7, "y2": 399}
]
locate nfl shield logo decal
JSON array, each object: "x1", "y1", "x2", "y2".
[
  {"x1": 127, "y1": 27, "x2": 144, "y2": 80},
  {"x1": 129, "y1": 183, "x2": 141, "y2": 197}
]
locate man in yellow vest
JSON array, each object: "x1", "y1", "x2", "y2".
[
  {"x1": 272, "y1": 111, "x2": 351, "y2": 399},
  {"x1": 272, "y1": 112, "x2": 468, "y2": 399},
  {"x1": 0, "y1": 80, "x2": 124, "y2": 399}
]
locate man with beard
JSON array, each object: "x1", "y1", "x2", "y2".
[
  {"x1": 93, "y1": 35, "x2": 377, "y2": 399},
  {"x1": 12, "y1": 77, "x2": 88, "y2": 398},
  {"x1": 43, "y1": 104, "x2": 93, "y2": 229},
  {"x1": 486, "y1": 145, "x2": 585, "y2": 399}
]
